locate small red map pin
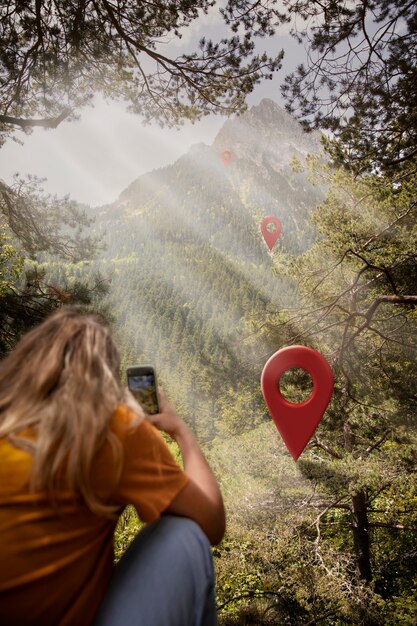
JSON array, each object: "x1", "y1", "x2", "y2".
[
  {"x1": 261, "y1": 216, "x2": 281, "y2": 251},
  {"x1": 261, "y1": 346, "x2": 334, "y2": 460},
  {"x1": 221, "y1": 150, "x2": 233, "y2": 166}
]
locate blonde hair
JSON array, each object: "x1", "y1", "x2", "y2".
[{"x1": 0, "y1": 306, "x2": 127, "y2": 517}]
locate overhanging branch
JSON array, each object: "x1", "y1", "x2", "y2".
[{"x1": 0, "y1": 108, "x2": 71, "y2": 130}]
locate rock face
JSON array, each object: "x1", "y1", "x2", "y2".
[{"x1": 211, "y1": 98, "x2": 322, "y2": 171}]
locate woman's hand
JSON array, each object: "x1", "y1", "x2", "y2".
[{"x1": 145, "y1": 387, "x2": 190, "y2": 441}]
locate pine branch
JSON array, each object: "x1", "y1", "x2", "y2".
[
  {"x1": 0, "y1": 109, "x2": 71, "y2": 129},
  {"x1": 362, "y1": 430, "x2": 390, "y2": 458},
  {"x1": 369, "y1": 522, "x2": 417, "y2": 531},
  {"x1": 311, "y1": 436, "x2": 343, "y2": 459}
]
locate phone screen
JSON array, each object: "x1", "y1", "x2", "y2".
[{"x1": 127, "y1": 370, "x2": 159, "y2": 415}]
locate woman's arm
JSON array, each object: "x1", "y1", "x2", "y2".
[{"x1": 145, "y1": 389, "x2": 226, "y2": 545}]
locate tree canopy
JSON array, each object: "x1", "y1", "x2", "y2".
[
  {"x1": 278, "y1": 0, "x2": 417, "y2": 173},
  {"x1": 0, "y1": 0, "x2": 283, "y2": 141}
]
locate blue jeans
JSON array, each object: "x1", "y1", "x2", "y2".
[{"x1": 93, "y1": 515, "x2": 218, "y2": 626}]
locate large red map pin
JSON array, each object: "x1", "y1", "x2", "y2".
[
  {"x1": 261, "y1": 346, "x2": 334, "y2": 460},
  {"x1": 261, "y1": 216, "x2": 281, "y2": 251}
]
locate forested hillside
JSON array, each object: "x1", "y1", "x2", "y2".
[{"x1": 47, "y1": 99, "x2": 324, "y2": 443}]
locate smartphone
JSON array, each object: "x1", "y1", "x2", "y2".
[{"x1": 126, "y1": 365, "x2": 160, "y2": 415}]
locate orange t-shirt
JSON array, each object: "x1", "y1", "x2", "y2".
[{"x1": 0, "y1": 405, "x2": 189, "y2": 626}]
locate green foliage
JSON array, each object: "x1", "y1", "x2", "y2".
[
  {"x1": 243, "y1": 157, "x2": 417, "y2": 623},
  {"x1": 114, "y1": 505, "x2": 143, "y2": 564},
  {"x1": 0, "y1": 175, "x2": 110, "y2": 354},
  {"x1": 209, "y1": 425, "x2": 381, "y2": 625},
  {"x1": 0, "y1": 225, "x2": 23, "y2": 294},
  {"x1": 384, "y1": 586, "x2": 417, "y2": 626},
  {"x1": 280, "y1": 1, "x2": 417, "y2": 173},
  {"x1": 0, "y1": 176, "x2": 98, "y2": 262}
]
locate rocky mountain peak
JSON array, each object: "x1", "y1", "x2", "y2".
[
  {"x1": 212, "y1": 98, "x2": 322, "y2": 170},
  {"x1": 116, "y1": 98, "x2": 322, "y2": 209}
]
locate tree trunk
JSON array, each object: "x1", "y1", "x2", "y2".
[
  {"x1": 344, "y1": 421, "x2": 373, "y2": 582},
  {"x1": 350, "y1": 489, "x2": 372, "y2": 582}
]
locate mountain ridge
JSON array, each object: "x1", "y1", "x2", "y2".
[{"x1": 116, "y1": 98, "x2": 321, "y2": 206}]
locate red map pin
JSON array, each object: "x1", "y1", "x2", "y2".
[
  {"x1": 261, "y1": 346, "x2": 334, "y2": 460},
  {"x1": 261, "y1": 216, "x2": 281, "y2": 251},
  {"x1": 221, "y1": 150, "x2": 233, "y2": 166}
]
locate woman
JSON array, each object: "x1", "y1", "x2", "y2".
[{"x1": 0, "y1": 307, "x2": 225, "y2": 625}]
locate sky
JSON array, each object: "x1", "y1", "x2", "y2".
[{"x1": 0, "y1": 6, "x2": 304, "y2": 207}]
